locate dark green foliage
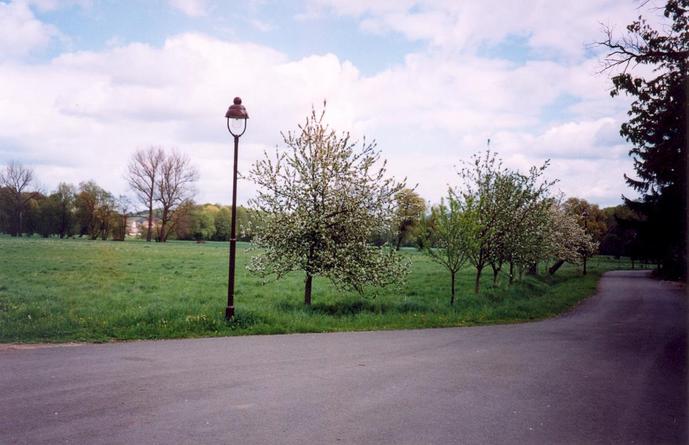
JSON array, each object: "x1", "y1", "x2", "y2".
[{"x1": 600, "y1": 0, "x2": 688, "y2": 278}]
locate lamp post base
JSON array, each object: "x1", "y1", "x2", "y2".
[{"x1": 225, "y1": 306, "x2": 235, "y2": 320}]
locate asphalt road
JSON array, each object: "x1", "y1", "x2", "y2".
[{"x1": 1, "y1": 270, "x2": 686, "y2": 444}]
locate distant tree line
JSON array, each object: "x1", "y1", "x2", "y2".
[
  {"x1": 0, "y1": 164, "x2": 131, "y2": 241},
  {"x1": 0, "y1": 159, "x2": 264, "y2": 243},
  {"x1": 172, "y1": 203, "x2": 260, "y2": 242}
]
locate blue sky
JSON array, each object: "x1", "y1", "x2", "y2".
[
  {"x1": 33, "y1": 1, "x2": 422, "y2": 74},
  {"x1": 0, "y1": 0, "x2": 662, "y2": 207}
]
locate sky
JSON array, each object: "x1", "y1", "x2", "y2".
[{"x1": 0, "y1": 0, "x2": 670, "y2": 208}]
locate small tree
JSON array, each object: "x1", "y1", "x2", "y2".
[
  {"x1": 494, "y1": 166, "x2": 556, "y2": 284},
  {"x1": 393, "y1": 188, "x2": 426, "y2": 250},
  {"x1": 420, "y1": 193, "x2": 474, "y2": 305},
  {"x1": 456, "y1": 152, "x2": 555, "y2": 291},
  {"x1": 546, "y1": 202, "x2": 598, "y2": 275},
  {"x1": 53, "y1": 183, "x2": 76, "y2": 238},
  {"x1": 456, "y1": 152, "x2": 501, "y2": 293},
  {"x1": 563, "y1": 198, "x2": 606, "y2": 275},
  {"x1": 248, "y1": 106, "x2": 408, "y2": 305}
]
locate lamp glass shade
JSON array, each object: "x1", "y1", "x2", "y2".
[{"x1": 228, "y1": 118, "x2": 246, "y2": 135}]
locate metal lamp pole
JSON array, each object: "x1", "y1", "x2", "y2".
[
  {"x1": 582, "y1": 209, "x2": 589, "y2": 276},
  {"x1": 225, "y1": 97, "x2": 248, "y2": 320}
]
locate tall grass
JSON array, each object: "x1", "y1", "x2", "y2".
[{"x1": 0, "y1": 237, "x2": 633, "y2": 342}]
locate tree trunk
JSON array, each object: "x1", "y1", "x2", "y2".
[
  {"x1": 474, "y1": 266, "x2": 482, "y2": 294},
  {"x1": 158, "y1": 208, "x2": 168, "y2": 242},
  {"x1": 582, "y1": 256, "x2": 587, "y2": 275},
  {"x1": 549, "y1": 260, "x2": 565, "y2": 275},
  {"x1": 450, "y1": 271, "x2": 456, "y2": 305},
  {"x1": 491, "y1": 265, "x2": 499, "y2": 286},
  {"x1": 304, "y1": 273, "x2": 313, "y2": 306},
  {"x1": 509, "y1": 261, "x2": 515, "y2": 285},
  {"x1": 146, "y1": 197, "x2": 153, "y2": 242},
  {"x1": 396, "y1": 231, "x2": 403, "y2": 251},
  {"x1": 527, "y1": 262, "x2": 538, "y2": 276}
]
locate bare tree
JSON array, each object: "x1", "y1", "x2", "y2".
[
  {"x1": 156, "y1": 151, "x2": 198, "y2": 242},
  {"x1": 0, "y1": 161, "x2": 37, "y2": 236},
  {"x1": 126, "y1": 147, "x2": 164, "y2": 242}
]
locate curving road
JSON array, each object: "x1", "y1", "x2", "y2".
[{"x1": 0, "y1": 270, "x2": 686, "y2": 444}]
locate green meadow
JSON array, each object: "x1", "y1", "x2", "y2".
[{"x1": 0, "y1": 236, "x2": 633, "y2": 343}]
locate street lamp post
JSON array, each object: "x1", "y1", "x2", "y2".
[
  {"x1": 582, "y1": 209, "x2": 589, "y2": 276},
  {"x1": 225, "y1": 97, "x2": 249, "y2": 320}
]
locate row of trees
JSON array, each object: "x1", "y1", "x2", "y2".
[
  {"x1": 0, "y1": 164, "x2": 130, "y2": 240},
  {"x1": 420, "y1": 152, "x2": 597, "y2": 303},
  {"x1": 241, "y1": 108, "x2": 609, "y2": 306}
]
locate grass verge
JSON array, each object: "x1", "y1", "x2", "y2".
[{"x1": 0, "y1": 237, "x2": 633, "y2": 342}]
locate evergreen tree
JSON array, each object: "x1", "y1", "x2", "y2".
[{"x1": 599, "y1": 0, "x2": 688, "y2": 278}]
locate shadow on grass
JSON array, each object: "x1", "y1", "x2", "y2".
[
  {"x1": 222, "y1": 310, "x2": 267, "y2": 330},
  {"x1": 274, "y1": 299, "x2": 428, "y2": 317}
]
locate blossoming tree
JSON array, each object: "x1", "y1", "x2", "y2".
[{"x1": 247, "y1": 107, "x2": 409, "y2": 305}]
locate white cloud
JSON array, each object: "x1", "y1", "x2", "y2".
[
  {"x1": 0, "y1": 0, "x2": 60, "y2": 58},
  {"x1": 0, "y1": 1, "x2": 646, "y2": 208},
  {"x1": 307, "y1": 0, "x2": 666, "y2": 61},
  {"x1": 168, "y1": 0, "x2": 208, "y2": 17},
  {"x1": 493, "y1": 118, "x2": 628, "y2": 161}
]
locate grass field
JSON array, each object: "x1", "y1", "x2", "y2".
[{"x1": 0, "y1": 236, "x2": 634, "y2": 343}]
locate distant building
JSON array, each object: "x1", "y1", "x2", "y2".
[
  {"x1": 127, "y1": 216, "x2": 158, "y2": 237},
  {"x1": 128, "y1": 218, "x2": 141, "y2": 236}
]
